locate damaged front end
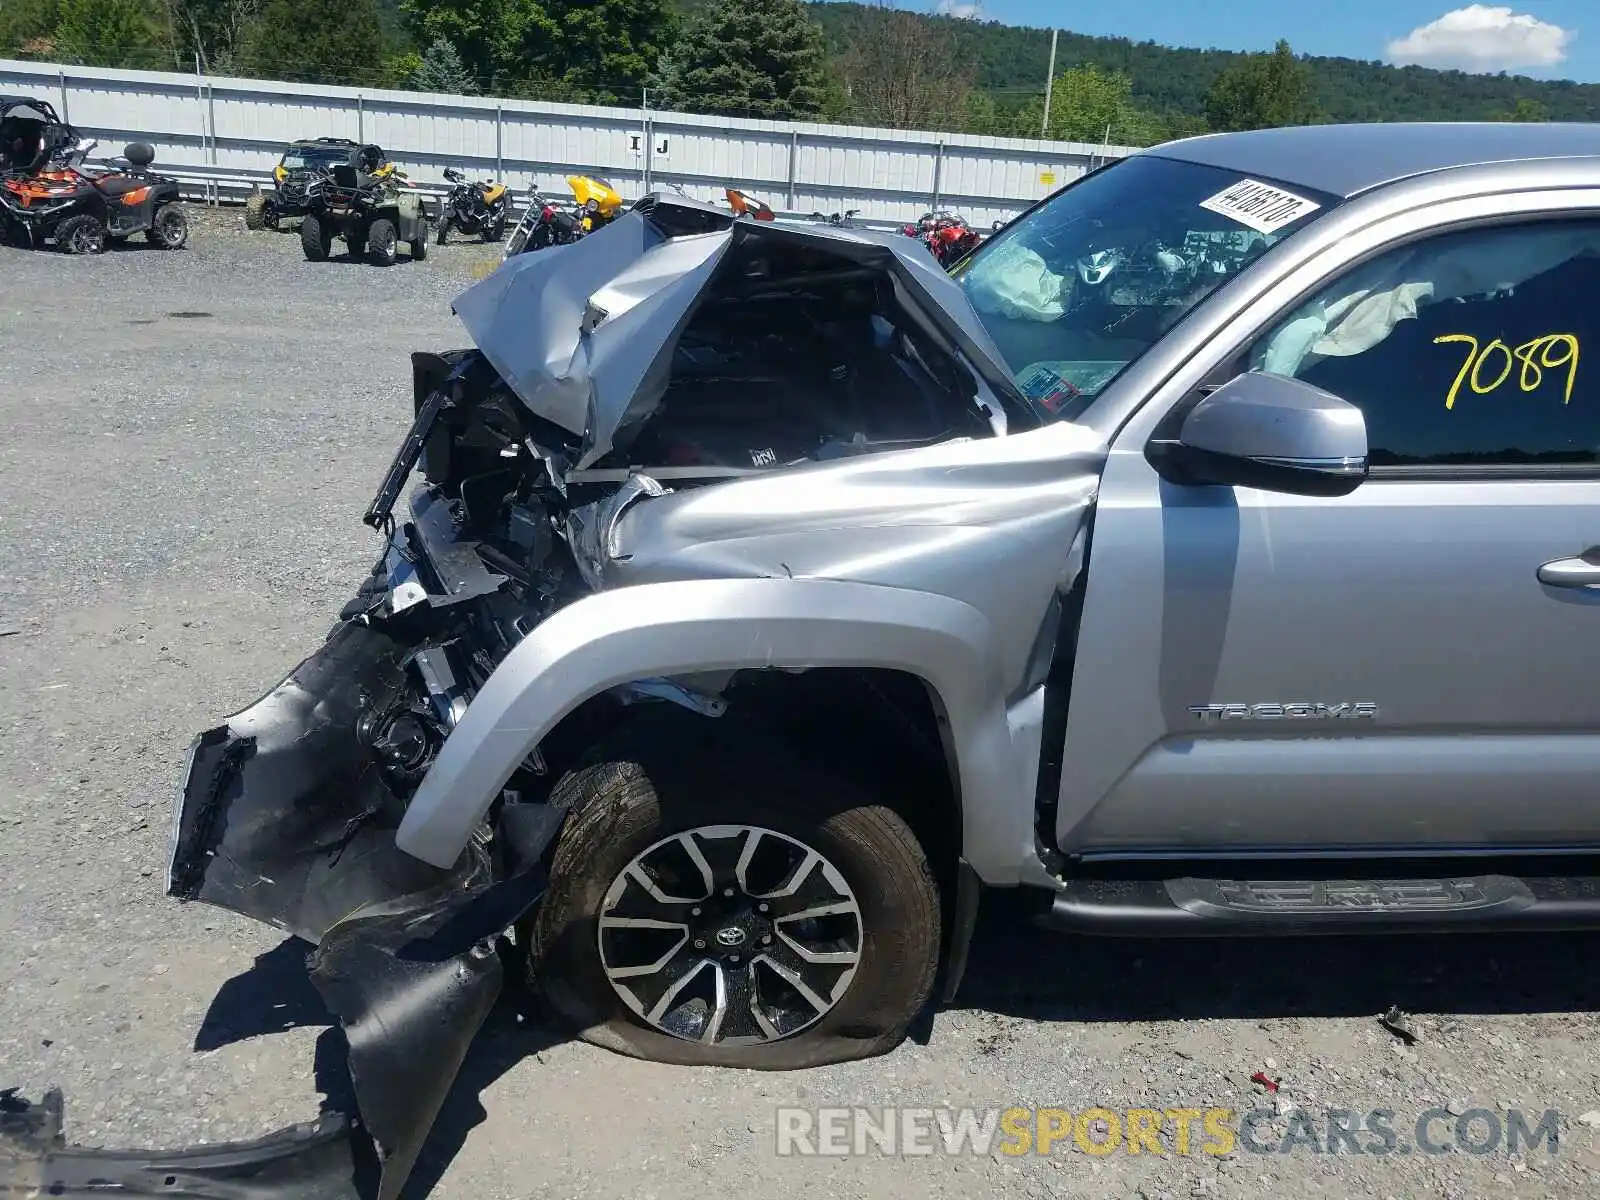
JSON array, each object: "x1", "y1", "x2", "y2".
[{"x1": 10, "y1": 195, "x2": 1103, "y2": 1199}]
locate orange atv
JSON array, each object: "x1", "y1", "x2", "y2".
[{"x1": 0, "y1": 138, "x2": 187, "y2": 254}]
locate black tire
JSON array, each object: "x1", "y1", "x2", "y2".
[
  {"x1": 300, "y1": 213, "x2": 331, "y2": 261},
  {"x1": 54, "y1": 214, "x2": 106, "y2": 255},
  {"x1": 366, "y1": 217, "x2": 397, "y2": 266},
  {"x1": 435, "y1": 218, "x2": 450, "y2": 246},
  {"x1": 410, "y1": 221, "x2": 428, "y2": 261},
  {"x1": 529, "y1": 716, "x2": 941, "y2": 1069},
  {"x1": 146, "y1": 204, "x2": 188, "y2": 250},
  {"x1": 243, "y1": 194, "x2": 267, "y2": 231}
]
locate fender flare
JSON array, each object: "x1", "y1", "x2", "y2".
[{"x1": 395, "y1": 577, "x2": 1037, "y2": 883}]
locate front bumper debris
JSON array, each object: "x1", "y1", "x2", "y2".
[
  {"x1": 125, "y1": 618, "x2": 565, "y2": 1200},
  {"x1": 0, "y1": 1088, "x2": 368, "y2": 1198}
]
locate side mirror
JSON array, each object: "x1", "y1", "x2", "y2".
[{"x1": 1146, "y1": 370, "x2": 1368, "y2": 497}]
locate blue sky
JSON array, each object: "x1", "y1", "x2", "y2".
[{"x1": 936, "y1": 2, "x2": 1600, "y2": 84}]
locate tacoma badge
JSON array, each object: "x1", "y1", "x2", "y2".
[{"x1": 1188, "y1": 702, "x2": 1379, "y2": 721}]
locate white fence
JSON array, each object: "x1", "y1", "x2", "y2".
[{"x1": 0, "y1": 57, "x2": 1137, "y2": 227}]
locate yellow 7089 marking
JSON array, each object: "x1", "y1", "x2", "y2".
[{"x1": 1434, "y1": 333, "x2": 1580, "y2": 410}]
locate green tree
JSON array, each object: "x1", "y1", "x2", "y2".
[
  {"x1": 53, "y1": 0, "x2": 166, "y2": 66},
  {"x1": 835, "y1": 0, "x2": 972, "y2": 130},
  {"x1": 401, "y1": 0, "x2": 671, "y2": 102},
  {"x1": 535, "y1": 0, "x2": 674, "y2": 102},
  {"x1": 1495, "y1": 97, "x2": 1549, "y2": 122},
  {"x1": 0, "y1": 0, "x2": 62, "y2": 57},
  {"x1": 166, "y1": 0, "x2": 265, "y2": 73},
  {"x1": 650, "y1": 0, "x2": 826, "y2": 119},
  {"x1": 399, "y1": 0, "x2": 520, "y2": 87},
  {"x1": 411, "y1": 36, "x2": 478, "y2": 93},
  {"x1": 1020, "y1": 63, "x2": 1168, "y2": 145},
  {"x1": 1203, "y1": 38, "x2": 1317, "y2": 132},
  {"x1": 238, "y1": 0, "x2": 384, "y2": 82}
]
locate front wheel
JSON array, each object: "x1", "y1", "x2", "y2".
[
  {"x1": 300, "y1": 213, "x2": 331, "y2": 261},
  {"x1": 55, "y1": 214, "x2": 107, "y2": 254},
  {"x1": 410, "y1": 220, "x2": 428, "y2": 261},
  {"x1": 529, "y1": 718, "x2": 941, "y2": 1068},
  {"x1": 435, "y1": 217, "x2": 450, "y2": 246},
  {"x1": 146, "y1": 204, "x2": 188, "y2": 249},
  {"x1": 366, "y1": 217, "x2": 397, "y2": 266}
]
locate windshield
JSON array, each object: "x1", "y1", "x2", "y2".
[
  {"x1": 282, "y1": 147, "x2": 353, "y2": 171},
  {"x1": 953, "y1": 155, "x2": 1337, "y2": 420}
]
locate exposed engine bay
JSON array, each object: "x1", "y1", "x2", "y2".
[{"x1": 348, "y1": 195, "x2": 1040, "y2": 777}]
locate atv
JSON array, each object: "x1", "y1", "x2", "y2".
[
  {"x1": 246, "y1": 137, "x2": 386, "y2": 231},
  {"x1": 0, "y1": 138, "x2": 187, "y2": 254},
  {"x1": 436, "y1": 165, "x2": 511, "y2": 244},
  {"x1": 299, "y1": 160, "x2": 428, "y2": 266}
]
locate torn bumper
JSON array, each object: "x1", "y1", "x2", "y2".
[
  {"x1": 157, "y1": 620, "x2": 562, "y2": 1200},
  {"x1": 1, "y1": 1088, "x2": 368, "y2": 1199}
]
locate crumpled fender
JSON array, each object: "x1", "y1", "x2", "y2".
[{"x1": 396, "y1": 576, "x2": 1038, "y2": 883}]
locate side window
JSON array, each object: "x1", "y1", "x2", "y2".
[{"x1": 1251, "y1": 220, "x2": 1600, "y2": 468}]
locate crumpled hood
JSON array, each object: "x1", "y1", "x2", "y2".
[{"x1": 450, "y1": 193, "x2": 1035, "y2": 470}]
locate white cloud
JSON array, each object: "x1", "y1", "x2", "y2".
[
  {"x1": 936, "y1": 0, "x2": 982, "y2": 18},
  {"x1": 1386, "y1": 5, "x2": 1573, "y2": 72}
]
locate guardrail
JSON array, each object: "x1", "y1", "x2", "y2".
[
  {"x1": 133, "y1": 159, "x2": 945, "y2": 235},
  {"x1": 4, "y1": 57, "x2": 1134, "y2": 229}
]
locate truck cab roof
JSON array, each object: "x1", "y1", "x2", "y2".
[{"x1": 1146, "y1": 121, "x2": 1600, "y2": 199}]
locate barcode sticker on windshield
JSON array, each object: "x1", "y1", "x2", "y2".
[{"x1": 1199, "y1": 178, "x2": 1321, "y2": 234}]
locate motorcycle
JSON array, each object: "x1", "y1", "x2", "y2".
[
  {"x1": 0, "y1": 137, "x2": 187, "y2": 254},
  {"x1": 568, "y1": 174, "x2": 623, "y2": 233},
  {"x1": 503, "y1": 188, "x2": 585, "y2": 259},
  {"x1": 436, "y1": 166, "x2": 512, "y2": 244},
  {"x1": 903, "y1": 210, "x2": 980, "y2": 268},
  {"x1": 809, "y1": 208, "x2": 862, "y2": 228}
]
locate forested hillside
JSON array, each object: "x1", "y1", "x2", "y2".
[
  {"x1": 2, "y1": 0, "x2": 1591, "y2": 141},
  {"x1": 809, "y1": 3, "x2": 1600, "y2": 125}
]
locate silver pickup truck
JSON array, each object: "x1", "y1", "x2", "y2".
[{"x1": 158, "y1": 121, "x2": 1600, "y2": 1198}]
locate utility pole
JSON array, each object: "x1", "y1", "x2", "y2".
[{"x1": 1040, "y1": 28, "x2": 1058, "y2": 138}]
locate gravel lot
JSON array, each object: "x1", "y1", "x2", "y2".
[{"x1": 3, "y1": 201, "x2": 1600, "y2": 1200}]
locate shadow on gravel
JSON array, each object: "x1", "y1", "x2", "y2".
[
  {"x1": 951, "y1": 887, "x2": 1600, "y2": 1022},
  {"x1": 193, "y1": 935, "x2": 565, "y2": 1200},
  {"x1": 194, "y1": 937, "x2": 332, "y2": 1050}
]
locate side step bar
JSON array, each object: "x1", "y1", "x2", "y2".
[{"x1": 1038, "y1": 873, "x2": 1600, "y2": 936}]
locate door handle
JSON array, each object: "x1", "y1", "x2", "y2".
[{"x1": 1537, "y1": 553, "x2": 1600, "y2": 589}]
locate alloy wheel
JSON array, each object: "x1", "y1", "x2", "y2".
[{"x1": 597, "y1": 824, "x2": 863, "y2": 1046}]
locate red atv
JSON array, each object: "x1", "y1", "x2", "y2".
[{"x1": 903, "y1": 210, "x2": 980, "y2": 268}]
